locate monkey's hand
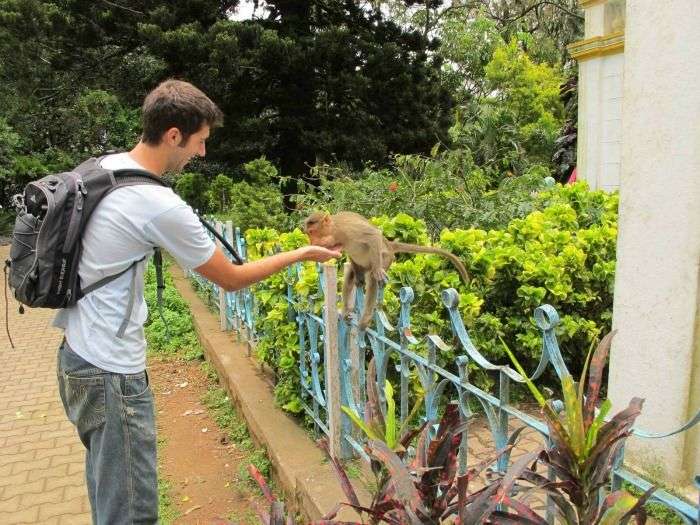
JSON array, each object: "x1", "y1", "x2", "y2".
[
  {"x1": 372, "y1": 268, "x2": 389, "y2": 285},
  {"x1": 296, "y1": 246, "x2": 342, "y2": 263}
]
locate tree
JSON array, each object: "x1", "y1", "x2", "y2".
[
  {"x1": 381, "y1": 0, "x2": 583, "y2": 66},
  {"x1": 448, "y1": 39, "x2": 565, "y2": 180},
  {"x1": 142, "y1": 1, "x2": 453, "y2": 207}
]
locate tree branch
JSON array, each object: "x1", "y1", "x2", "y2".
[
  {"x1": 100, "y1": 0, "x2": 144, "y2": 16},
  {"x1": 493, "y1": 1, "x2": 583, "y2": 24}
]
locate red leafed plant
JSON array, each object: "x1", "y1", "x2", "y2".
[
  {"x1": 238, "y1": 332, "x2": 656, "y2": 525},
  {"x1": 494, "y1": 331, "x2": 656, "y2": 524}
]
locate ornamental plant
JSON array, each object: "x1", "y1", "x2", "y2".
[{"x1": 496, "y1": 331, "x2": 655, "y2": 524}]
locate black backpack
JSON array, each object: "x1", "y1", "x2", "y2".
[{"x1": 4, "y1": 156, "x2": 242, "y2": 347}]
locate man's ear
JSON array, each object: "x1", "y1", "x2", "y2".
[{"x1": 163, "y1": 127, "x2": 182, "y2": 146}]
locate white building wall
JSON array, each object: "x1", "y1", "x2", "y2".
[
  {"x1": 609, "y1": 0, "x2": 700, "y2": 486},
  {"x1": 577, "y1": 52, "x2": 624, "y2": 191}
]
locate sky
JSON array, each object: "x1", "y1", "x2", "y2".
[{"x1": 229, "y1": 1, "x2": 267, "y2": 21}]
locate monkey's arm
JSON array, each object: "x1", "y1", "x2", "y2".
[
  {"x1": 370, "y1": 235, "x2": 389, "y2": 284},
  {"x1": 358, "y1": 272, "x2": 378, "y2": 330},
  {"x1": 341, "y1": 263, "x2": 357, "y2": 318}
]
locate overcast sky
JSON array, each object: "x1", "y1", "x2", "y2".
[{"x1": 230, "y1": 1, "x2": 267, "y2": 20}]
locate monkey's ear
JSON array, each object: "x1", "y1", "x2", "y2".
[{"x1": 322, "y1": 213, "x2": 331, "y2": 225}]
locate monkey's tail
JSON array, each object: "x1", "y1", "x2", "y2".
[{"x1": 390, "y1": 242, "x2": 470, "y2": 284}]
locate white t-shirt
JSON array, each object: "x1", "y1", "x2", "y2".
[{"x1": 53, "y1": 153, "x2": 216, "y2": 373}]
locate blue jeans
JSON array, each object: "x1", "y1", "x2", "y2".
[{"x1": 57, "y1": 340, "x2": 158, "y2": 525}]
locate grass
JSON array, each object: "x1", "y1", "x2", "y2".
[
  {"x1": 157, "y1": 436, "x2": 181, "y2": 524},
  {"x1": 158, "y1": 477, "x2": 181, "y2": 524},
  {"x1": 144, "y1": 260, "x2": 205, "y2": 362},
  {"x1": 622, "y1": 482, "x2": 685, "y2": 525},
  {"x1": 200, "y1": 379, "x2": 272, "y2": 488},
  {"x1": 146, "y1": 257, "x2": 275, "y2": 519},
  {"x1": 227, "y1": 508, "x2": 260, "y2": 525}
]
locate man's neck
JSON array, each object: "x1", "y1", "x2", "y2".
[{"x1": 128, "y1": 142, "x2": 169, "y2": 176}]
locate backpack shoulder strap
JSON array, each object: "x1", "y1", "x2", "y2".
[{"x1": 112, "y1": 168, "x2": 169, "y2": 188}]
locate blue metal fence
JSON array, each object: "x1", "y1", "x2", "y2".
[{"x1": 189, "y1": 221, "x2": 700, "y2": 524}]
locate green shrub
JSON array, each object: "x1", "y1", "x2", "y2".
[
  {"x1": 292, "y1": 150, "x2": 552, "y2": 238},
  {"x1": 174, "y1": 157, "x2": 289, "y2": 232},
  {"x1": 244, "y1": 227, "x2": 315, "y2": 414},
  {"x1": 144, "y1": 258, "x2": 203, "y2": 361},
  {"x1": 246, "y1": 181, "x2": 618, "y2": 412},
  {"x1": 174, "y1": 172, "x2": 209, "y2": 213}
]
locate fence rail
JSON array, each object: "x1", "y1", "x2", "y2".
[{"x1": 187, "y1": 219, "x2": 700, "y2": 524}]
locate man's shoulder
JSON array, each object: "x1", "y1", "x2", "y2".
[
  {"x1": 97, "y1": 153, "x2": 177, "y2": 199},
  {"x1": 105, "y1": 182, "x2": 183, "y2": 212},
  {"x1": 99, "y1": 152, "x2": 143, "y2": 171}
]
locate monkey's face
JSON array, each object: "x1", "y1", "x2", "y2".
[{"x1": 303, "y1": 212, "x2": 340, "y2": 250}]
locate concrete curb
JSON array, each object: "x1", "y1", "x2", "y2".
[{"x1": 169, "y1": 264, "x2": 365, "y2": 522}]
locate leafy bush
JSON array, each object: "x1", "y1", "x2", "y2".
[
  {"x1": 0, "y1": 118, "x2": 21, "y2": 201},
  {"x1": 216, "y1": 157, "x2": 289, "y2": 231},
  {"x1": 293, "y1": 150, "x2": 551, "y2": 238},
  {"x1": 449, "y1": 38, "x2": 565, "y2": 180},
  {"x1": 244, "y1": 227, "x2": 315, "y2": 414},
  {"x1": 498, "y1": 332, "x2": 654, "y2": 524},
  {"x1": 247, "y1": 182, "x2": 618, "y2": 413},
  {"x1": 144, "y1": 258, "x2": 203, "y2": 361},
  {"x1": 173, "y1": 157, "x2": 289, "y2": 231},
  {"x1": 174, "y1": 172, "x2": 210, "y2": 213},
  {"x1": 0, "y1": 117, "x2": 81, "y2": 207},
  {"x1": 442, "y1": 182, "x2": 618, "y2": 376}
]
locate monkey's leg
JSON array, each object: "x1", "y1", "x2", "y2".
[
  {"x1": 371, "y1": 238, "x2": 389, "y2": 284},
  {"x1": 358, "y1": 275, "x2": 378, "y2": 330},
  {"x1": 341, "y1": 264, "x2": 357, "y2": 320}
]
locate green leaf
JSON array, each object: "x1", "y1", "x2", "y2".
[
  {"x1": 499, "y1": 337, "x2": 546, "y2": 406},
  {"x1": 384, "y1": 380, "x2": 397, "y2": 449},
  {"x1": 585, "y1": 398, "x2": 611, "y2": 455},
  {"x1": 397, "y1": 391, "x2": 427, "y2": 440},
  {"x1": 578, "y1": 338, "x2": 596, "y2": 412},
  {"x1": 598, "y1": 492, "x2": 639, "y2": 525},
  {"x1": 341, "y1": 406, "x2": 380, "y2": 441},
  {"x1": 500, "y1": 337, "x2": 571, "y2": 447},
  {"x1": 562, "y1": 374, "x2": 585, "y2": 461}
]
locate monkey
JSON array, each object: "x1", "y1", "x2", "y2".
[{"x1": 303, "y1": 211, "x2": 470, "y2": 330}]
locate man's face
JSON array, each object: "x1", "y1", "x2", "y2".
[{"x1": 166, "y1": 125, "x2": 210, "y2": 173}]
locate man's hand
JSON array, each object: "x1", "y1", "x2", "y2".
[
  {"x1": 195, "y1": 244, "x2": 342, "y2": 292},
  {"x1": 294, "y1": 245, "x2": 342, "y2": 263}
]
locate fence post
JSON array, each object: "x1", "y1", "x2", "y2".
[
  {"x1": 216, "y1": 221, "x2": 227, "y2": 331},
  {"x1": 323, "y1": 263, "x2": 349, "y2": 459},
  {"x1": 224, "y1": 221, "x2": 235, "y2": 332},
  {"x1": 344, "y1": 262, "x2": 364, "y2": 445}
]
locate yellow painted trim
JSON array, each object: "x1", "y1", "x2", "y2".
[
  {"x1": 579, "y1": 0, "x2": 605, "y2": 7},
  {"x1": 568, "y1": 31, "x2": 624, "y2": 61}
]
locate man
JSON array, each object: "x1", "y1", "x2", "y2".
[{"x1": 54, "y1": 79, "x2": 340, "y2": 524}]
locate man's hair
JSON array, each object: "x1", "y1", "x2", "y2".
[{"x1": 141, "y1": 79, "x2": 224, "y2": 145}]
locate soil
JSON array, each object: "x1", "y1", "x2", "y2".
[{"x1": 150, "y1": 357, "x2": 266, "y2": 525}]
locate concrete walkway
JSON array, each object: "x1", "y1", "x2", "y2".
[{"x1": 0, "y1": 245, "x2": 91, "y2": 525}]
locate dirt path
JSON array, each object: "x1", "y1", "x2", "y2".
[{"x1": 150, "y1": 357, "x2": 265, "y2": 525}]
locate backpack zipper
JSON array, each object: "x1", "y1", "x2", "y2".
[{"x1": 62, "y1": 176, "x2": 86, "y2": 254}]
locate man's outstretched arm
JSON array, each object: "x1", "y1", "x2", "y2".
[{"x1": 194, "y1": 245, "x2": 341, "y2": 292}]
